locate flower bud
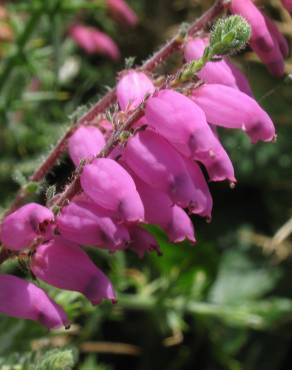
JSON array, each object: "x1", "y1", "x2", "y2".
[
  {"x1": 69, "y1": 24, "x2": 120, "y2": 60},
  {"x1": 57, "y1": 195, "x2": 130, "y2": 251},
  {"x1": 68, "y1": 126, "x2": 106, "y2": 166},
  {"x1": 1, "y1": 203, "x2": 54, "y2": 251},
  {"x1": 184, "y1": 37, "x2": 253, "y2": 96},
  {"x1": 81, "y1": 158, "x2": 144, "y2": 223},
  {"x1": 210, "y1": 15, "x2": 251, "y2": 56},
  {"x1": 107, "y1": 0, "x2": 138, "y2": 27},
  {"x1": 117, "y1": 71, "x2": 155, "y2": 111},
  {"x1": 31, "y1": 238, "x2": 116, "y2": 305},
  {"x1": 0, "y1": 274, "x2": 68, "y2": 329}
]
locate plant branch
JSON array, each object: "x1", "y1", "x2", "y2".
[{"x1": 4, "y1": 0, "x2": 228, "y2": 216}]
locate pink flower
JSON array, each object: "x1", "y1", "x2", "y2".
[
  {"x1": 281, "y1": 0, "x2": 292, "y2": 15},
  {"x1": 0, "y1": 274, "x2": 68, "y2": 329},
  {"x1": 81, "y1": 158, "x2": 144, "y2": 223},
  {"x1": 107, "y1": 0, "x2": 138, "y2": 27},
  {"x1": 133, "y1": 175, "x2": 196, "y2": 244},
  {"x1": 230, "y1": 0, "x2": 285, "y2": 76},
  {"x1": 128, "y1": 226, "x2": 161, "y2": 258},
  {"x1": 57, "y1": 195, "x2": 130, "y2": 251},
  {"x1": 69, "y1": 24, "x2": 120, "y2": 60},
  {"x1": 145, "y1": 89, "x2": 236, "y2": 183},
  {"x1": 191, "y1": 84, "x2": 276, "y2": 144},
  {"x1": 184, "y1": 37, "x2": 253, "y2": 96},
  {"x1": 68, "y1": 126, "x2": 106, "y2": 166},
  {"x1": 122, "y1": 130, "x2": 208, "y2": 213},
  {"x1": 117, "y1": 71, "x2": 155, "y2": 111},
  {"x1": 31, "y1": 238, "x2": 116, "y2": 305},
  {"x1": 0, "y1": 203, "x2": 54, "y2": 251},
  {"x1": 263, "y1": 14, "x2": 289, "y2": 58}
]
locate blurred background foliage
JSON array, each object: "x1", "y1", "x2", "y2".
[{"x1": 0, "y1": 0, "x2": 292, "y2": 369}]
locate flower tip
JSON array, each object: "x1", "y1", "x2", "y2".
[
  {"x1": 229, "y1": 181, "x2": 237, "y2": 189},
  {"x1": 206, "y1": 216, "x2": 212, "y2": 224}
]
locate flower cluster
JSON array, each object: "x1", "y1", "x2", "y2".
[
  {"x1": 0, "y1": 0, "x2": 290, "y2": 329},
  {"x1": 69, "y1": 0, "x2": 138, "y2": 60}
]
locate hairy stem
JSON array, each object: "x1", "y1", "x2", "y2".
[{"x1": 4, "y1": 0, "x2": 228, "y2": 217}]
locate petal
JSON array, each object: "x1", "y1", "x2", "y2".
[
  {"x1": 191, "y1": 84, "x2": 276, "y2": 143},
  {"x1": 134, "y1": 175, "x2": 196, "y2": 243},
  {"x1": 123, "y1": 130, "x2": 200, "y2": 209},
  {"x1": 57, "y1": 195, "x2": 130, "y2": 251},
  {"x1": 128, "y1": 226, "x2": 161, "y2": 258},
  {"x1": 68, "y1": 126, "x2": 106, "y2": 166},
  {"x1": 184, "y1": 37, "x2": 253, "y2": 96},
  {"x1": 107, "y1": 0, "x2": 138, "y2": 26},
  {"x1": 1, "y1": 203, "x2": 54, "y2": 251},
  {"x1": 0, "y1": 274, "x2": 68, "y2": 329},
  {"x1": 31, "y1": 238, "x2": 116, "y2": 305},
  {"x1": 117, "y1": 71, "x2": 155, "y2": 110},
  {"x1": 81, "y1": 158, "x2": 144, "y2": 223}
]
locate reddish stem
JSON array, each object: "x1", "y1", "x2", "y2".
[
  {"x1": 4, "y1": 0, "x2": 227, "y2": 217},
  {"x1": 0, "y1": 0, "x2": 228, "y2": 264}
]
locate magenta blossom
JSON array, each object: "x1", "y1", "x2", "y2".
[
  {"x1": 68, "y1": 126, "x2": 106, "y2": 166},
  {"x1": 230, "y1": 0, "x2": 285, "y2": 76},
  {"x1": 81, "y1": 158, "x2": 145, "y2": 223},
  {"x1": 122, "y1": 129, "x2": 208, "y2": 213},
  {"x1": 57, "y1": 195, "x2": 130, "y2": 251},
  {"x1": 128, "y1": 226, "x2": 161, "y2": 258},
  {"x1": 69, "y1": 24, "x2": 120, "y2": 60},
  {"x1": 117, "y1": 71, "x2": 155, "y2": 111},
  {"x1": 0, "y1": 274, "x2": 68, "y2": 329},
  {"x1": 184, "y1": 37, "x2": 253, "y2": 96},
  {"x1": 107, "y1": 0, "x2": 138, "y2": 26},
  {"x1": 282, "y1": 0, "x2": 292, "y2": 15},
  {"x1": 1, "y1": 203, "x2": 54, "y2": 251},
  {"x1": 145, "y1": 89, "x2": 236, "y2": 183},
  {"x1": 31, "y1": 238, "x2": 116, "y2": 305},
  {"x1": 133, "y1": 175, "x2": 196, "y2": 244},
  {"x1": 191, "y1": 84, "x2": 276, "y2": 144}
]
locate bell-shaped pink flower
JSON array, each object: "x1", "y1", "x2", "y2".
[
  {"x1": 117, "y1": 71, "x2": 155, "y2": 111},
  {"x1": 57, "y1": 195, "x2": 130, "y2": 251},
  {"x1": 68, "y1": 126, "x2": 106, "y2": 166},
  {"x1": 184, "y1": 37, "x2": 253, "y2": 96},
  {"x1": 81, "y1": 158, "x2": 144, "y2": 223},
  {"x1": 69, "y1": 24, "x2": 120, "y2": 60},
  {"x1": 191, "y1": 84, "x2": 276, "y2": 144},
  {"x1": 264, "y1": 14, "x2": 289, "y2": 58},
  {"x1": 282, "y1": 0, "x2": 292, "y2": 15},
  {"x1": 134, "y1": 176, "x2": 196, "y2": 243},
  {"x1": 31, "y1": 238, "x2": 116, "y2": 305},
  {"x1": 0, "y1": 203, "x2": 54, "y2": 251},
  {"x1": 145, "y1": 89, "x2": 235, "y2": 183},
  {"x1": 0, "y1": 274, "x2": 68, "y2": 329},
  {"x1": 123, "y1": 130, "x2": 207, "y2": 211},
  {"x1": 128, "y1": 226, "x2": 161, "y2": 258},
  {"x1": 230, "y1": 0, "x2": 285, "y2": 76},
  {"x1": 107, "y1": 0, "x2": 138, "y2": 26}
]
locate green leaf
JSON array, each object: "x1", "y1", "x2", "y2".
[{"x1": 33, "y1": 348, "x2": 78, "y2": 370}]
